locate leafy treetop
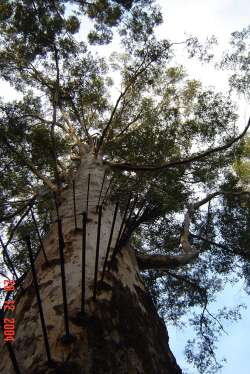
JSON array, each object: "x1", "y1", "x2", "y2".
[{"x1": 0, "y1": 2, "x2": 250, "y2": 373}]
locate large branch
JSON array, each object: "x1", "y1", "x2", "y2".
[
  {"x1": 192, "y1": 191, "x2": 221, "y2": 209},
  {"x1": 64, "y1": 94, "x2": 93, "y2": 145},
  {"x1": 180, "y1": 189, "x2": 250, "y2": 253},
  {"x1": 58, "y1": 106, "x2": 85, "y2": 156},
  {"x1": 24, "y1": 158, "x2": 57, "y2": 191},
  {"x1": 137, "y1": 189, "x2": 249, "y2": 273},
  {"x1": 136, "y1": 252, "x2": 199, "y2": 271},
  {"x1": 180, "y1": 208, "x2": 196, "y2": 253},
  {"x1": 109, "y1": 116, "x2": 250, "y2": 171},
  {"x1": 193, "y1": 190, "x2": 250, "y2": 210}
]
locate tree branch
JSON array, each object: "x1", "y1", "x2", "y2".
[
  {"x1": 64, "y1": 94, "x2": 93, "y2": 146},
  {"x1": 193, "y1": 190, "x2": 250, "y2": 210},
  {"x1": 0, "y1": 195, "x2": 37, "y2": 222},
  {"x1": 96, "y1": 52, "x2": 152, "y2": 153},
  {"x1": 111, "y1": 110, "x2": 143, "y2": 141},
  {"x1": 58, "y1": 105, "x2": 85, "y2": 156},
  {"x1": 109, "y1": 116, "x2": 250, "y2": 171},
  {"x1": 1, "y1": 134, "x2": 58, "y2": 191},
  {"x1": 192, "y1": 192, "x2": 221, "y2": 209},
  {"x1": 4, "y1": 204, "x2": 34, "y2": 248},
  {"x1": 179, "y1": 189, "x2": 250, "y2": 255},
  {"x1": 180, "y1": 208, "x2": 197, "y2": 253},
  {"x1": 190, "y1": 233, "x2": 250, "y2": 257},
  {"x1": 136, "y1": 251, "x2": 199, "y2": 270}
]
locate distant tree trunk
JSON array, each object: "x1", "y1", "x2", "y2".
[{"x1": 0, "y1": 153, "x2": 182, "y2": 374}]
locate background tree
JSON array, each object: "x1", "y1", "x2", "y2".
[{"x1": 0, "y1": 1, "x2": 250, "y2": 373}]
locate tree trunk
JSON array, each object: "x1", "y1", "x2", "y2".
[{"x1": 0, "y1": 154, "x2": 182, "y2": 374}]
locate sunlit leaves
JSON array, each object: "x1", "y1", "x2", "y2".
[
  {"x1": 233, "y1": 136, "x2": 250, "y2": 188},
  {"x1": 220, "y1": 25, "x2": 250, "y2": 97}
]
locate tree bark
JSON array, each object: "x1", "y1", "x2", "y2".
[
  {"x1": 136, "y1": 252, "x2": 199, "y2": 270},
  {"x1": 0, "y1": 154, "x2": 182, "y2": 374}
]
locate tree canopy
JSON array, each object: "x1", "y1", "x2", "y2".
[{"x1": 0, "y1": 1, "x2": 250, "y2": 373}]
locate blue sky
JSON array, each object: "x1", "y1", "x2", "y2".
[
  {"x1": 156, "y1": 0, "x2": 249, "y2": 127},
  {"x1": 157, "y1": 1, "x2": 250, "y2": 372},
  {"x1": 168, "y1": 282, "x2": 250, "y2": 373}
]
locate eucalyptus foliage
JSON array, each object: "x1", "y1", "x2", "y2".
[{"x1": 0, "y1": 2, "x2": 249, "y2": 373}]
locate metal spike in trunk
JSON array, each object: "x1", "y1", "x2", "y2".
[{"x1": 0, "y1": 154, "x2": 181, "y2": 374}]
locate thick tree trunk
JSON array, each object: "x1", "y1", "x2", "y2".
[{"x1": 0, "y1": 154, "x2": 181, "y2": 374}]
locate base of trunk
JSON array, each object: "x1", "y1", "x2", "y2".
[{"x1": 29, "y1": 249, "x2": 181, "y2": 374}]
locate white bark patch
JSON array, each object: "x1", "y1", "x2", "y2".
[{"x1": 0, "y1": 154, "x2": 147, "y2": 373}]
